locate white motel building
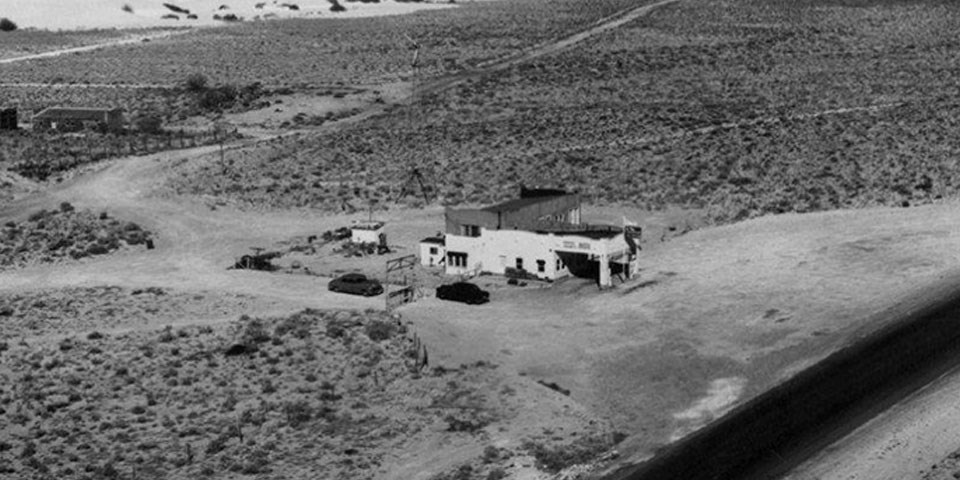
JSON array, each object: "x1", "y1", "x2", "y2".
[{"x1": 421, "y1": 189, "x2": 640, "y2": 287}]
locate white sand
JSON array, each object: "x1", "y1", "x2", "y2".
[{"x1": 4, "y1": 0, "x2": 454, "y2": 31}]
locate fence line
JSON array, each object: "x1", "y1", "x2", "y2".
[{"x1": 7, "y1": 128, "x2": 237, "y2": 181}]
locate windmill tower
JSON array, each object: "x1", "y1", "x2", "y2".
[
  {"x1": 404, "y1": 33, "x2": 422, "y2": 78},
  {"x1": 392, "y1": 32, "x2": 436, "y2": 206}
]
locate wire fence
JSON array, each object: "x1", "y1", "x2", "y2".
[{"x1": 3, "y1": 128, "x2": 238, "y2": 181}]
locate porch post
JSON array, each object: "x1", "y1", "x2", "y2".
[{"x1": 599, "y1": 253, "x2": 611, "y2": 287}]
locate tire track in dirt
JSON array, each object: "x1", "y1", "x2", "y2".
[
  {"x1": 0, "y1": 29, "x2": 190, "y2": 65},
  {"x1": 0, "y1": 82, "x2": 174, "y2": 89},
  {"x1": 413, "y1": 0, "x2": 682, "y2": 100}
]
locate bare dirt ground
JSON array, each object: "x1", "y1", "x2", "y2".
[
  {"x1": 0, "y1": 141, "x2": 623, "y2": 478},
  {"x1": 401, "y1": 201, "x2": 960, "y2": 467},
  {"x1": 6, "y1": 0, "x2": 960, "y2": 477},
  {"x1": 7, "y1": 131, "x2": 960, "y2": 478}
]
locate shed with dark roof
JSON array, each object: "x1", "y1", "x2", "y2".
[
  {"x1": 33, "y1": 107, "x2": 124, "y2": 133},
  {"x1": 0, "y1": 108, "x2": 17, "y2": 130}
]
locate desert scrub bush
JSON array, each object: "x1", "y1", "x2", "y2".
[
  {"x1": 205, "y1": 433, "x2": 229, "y2": 456},
  {"x1": 482, "y1": 445, "x2": 502, "y2": 464},
  {"x1": 159, "y1": 326, "x2": 175, "y2": 343},
  {"x1": 0, "y1": 208, "x2": 153, "y2": 269},
  {"x1": 522, "y1": 434, "x2": 618, "y2": 473},
  {"x1": 319, "y1": 387, "x2": 342, "y2": 402},
  {"x1": 238, "y1": 316, "x2": 271, "y2": 345},
  {"x1": 444, "y1": 413, "x2": 491, "y2": 433},
  {"x1": 223, "y1": 447, "x2": 270, "y2": 474},
  {"x1": 0, "y1": 18, "x2": 16, "y2": 32},
  {"x1": 326, "y1": 314, "x2": 359, "y2": 339},
  {"x1": 430, "y1": 464, "x2": 476, "y2": 480},
  {"x1": 365, "y1": 320, "x2": 397, "y2": 342},
  {"x1": 198, "y1": 84, "x2": 239, "y2": 111},
  {"x1": 273, "y1": 314, "x2": 311, "y2": 339},
  {"x1": 486, "y1": 468, "x2": 507, "y2": 480},
  {"x1": 184, "y1": 73, "x2": 208, "y2": 92},
  {"x1": 282, "y1": 400, "x2": 313, "y2": 428}
]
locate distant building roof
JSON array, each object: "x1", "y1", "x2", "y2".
[
  {"x1": 420, "y1": 236, "x2": 445, "y2": 245},
  {"x1": 519, "y1": 186, "x2": 569, "y2": 198},
  {"x1": 350, "y1": 221, "x2": 384, "y2": 231},
  {"x1": 481, "y1": 192, "x2": 575, "y2": 214},
  {"x1": 34, "y1": 107, "x2": 123, "y2": 119}
]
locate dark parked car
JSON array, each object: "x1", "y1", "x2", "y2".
[
  {"x1": 436, "y1": 282, "x2": 490, "y2": 305},
  {"x1": 328, "y1": 273, "x2": 383, "y2": 296}
]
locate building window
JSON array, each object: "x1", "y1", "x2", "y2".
[
  {"x1": 536, "y1": 259, "x2": 546, "y2": 273},
  {"x1": 515, "y1": 258, "x2": 524, "y2": 270},
  {"x1": 556, "y1": 258, "x2": 563, "y2": 271},
  {"x1": 448, "y1": 252, "x2": 468, "y2": 268},
  {"x1": 460, "y1": 224, "x2": 480, "y2": 237},
  {"x1": 429, "y1": 247, "x2": 438, "y2": 255}
]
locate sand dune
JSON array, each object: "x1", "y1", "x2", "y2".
[{"x1": 5, "y1": 0, "x2": 453, "y2": 31}]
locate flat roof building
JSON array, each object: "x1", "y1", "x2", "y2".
[{"x1": 441, "y1": 189, "x2": 639, "y2": 287}]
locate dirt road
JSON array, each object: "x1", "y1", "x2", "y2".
[
  {"x1": 0, "y1": 144, "x2": 383, "y2": 319},
  {"x1": 0, "y1": 82, "x2": 173, "y2": 89},
  {"x1": 414, "y1": 0, "x2": 681, "y2": 100},
  {"x1": 0, "y1": 30, "x2": 189, "y2": 65}
]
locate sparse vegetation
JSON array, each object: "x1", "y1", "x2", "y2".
[
  {"x1": 1, "y1": 127, "x2": 233, "y2": 181},
  {"x1": 0, "y1": 0, "x2": 648, "y2": 86},
  {"x1": 0, "y1": 309, "x2": 524, "y2": 479},
  {"x1": 0, "y1": 287, "x2": 255, "y2": 338},
  {"x1": 522, "y1": 434, "x2": 620, "y2": 473},
  {"x1": 165, "y1": 0, "x2": 960, "y2": 226},
  {"x1": 0, "y1": 208, "x2": 153, "y2": 269}
]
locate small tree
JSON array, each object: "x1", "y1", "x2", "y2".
[
  {"x1": 184, "y1": 73, "x2": 208, "y2": 92},
  {"x1": 199, "y1": 84, "x2": 238, "y2": 111},
  {"x1": 0, "y1": 18, "x2": 17, "y2": 32}
]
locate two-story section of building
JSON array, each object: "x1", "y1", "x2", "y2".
[{"x1": 442, "y1": 189, "x2": 639, "y2": 287}]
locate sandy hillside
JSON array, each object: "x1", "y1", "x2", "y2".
[{"x1": 4, "y1": 0, "x2": 453, "y2": 30}]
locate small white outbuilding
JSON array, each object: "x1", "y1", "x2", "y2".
[
  {"x1": 419, "y1": 235, "x2": 445, "y2": 267},
  {"x1": 350, "y1": 221, "x2": 385, "y2": 244}
]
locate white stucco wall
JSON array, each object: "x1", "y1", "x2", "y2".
[
  {"x1": 419, "y1": 242, "x2": 445, "y2": 267},
  {"x1": 351, "y1": 227, "x2": 383, "y2": 244},
  {"x1": 444, "y1": 227, "x2": 637, "y2": 281},
  {"x1": 447, "y1": 227, "x2": 636, "y2": 280}
]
